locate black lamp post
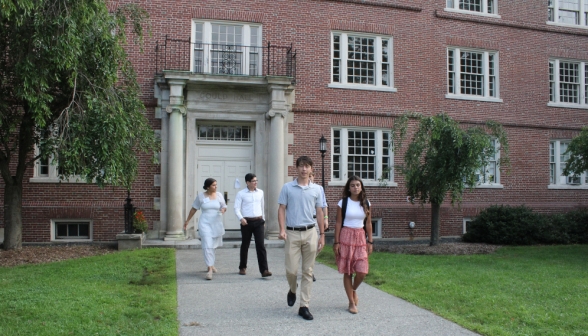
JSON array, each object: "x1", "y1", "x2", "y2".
[
  {"x1": 124, "y1": 190, "x2": 135, "y2": 234},
  {"x1": 319, "y1": 135, "x2": 327, "y2": 189}
]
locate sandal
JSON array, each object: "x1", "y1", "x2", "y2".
[
  {"x1": 211, "y1": 266, "x2": 218, "y2": 273},
  {"x1": 206, "y1": 271, "x2": 213, "y2": 280},
  {"x1": 348, "y1": 303, "x2": 358, "y2": 314}
]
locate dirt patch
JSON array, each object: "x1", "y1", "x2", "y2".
[
  {"x1": 375, "y1": 242, "x2": 501, "y2": 255},
  {"x1": 0, "y1": 245, "x2": 117, "y2": 268}
]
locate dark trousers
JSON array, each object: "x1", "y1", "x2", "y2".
[{"x1": 239, "y1": 218, "x2": 268, "y2": 274}]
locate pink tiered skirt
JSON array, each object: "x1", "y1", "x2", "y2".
[{"x1": 336, "y1": 227, "x2": 369, "y2": 274}]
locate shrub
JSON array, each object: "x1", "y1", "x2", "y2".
[
  {"x1": 133, "y1": 210, "x2": 148, "y2": 233},
  {"x1": 464, "y1": 206, "x2": 588, "y2": 245}
]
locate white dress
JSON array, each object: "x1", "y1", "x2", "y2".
[{"x1": 193, "y1": 192, "x2": 226, "y2": 249}]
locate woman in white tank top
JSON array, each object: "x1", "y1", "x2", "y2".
[{"x1": 333, "y1": 175, "x2": 373, "y2": 314}]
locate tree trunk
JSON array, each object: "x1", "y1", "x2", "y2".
[
  {"x1": 3, "y1": 177, "x2": 23, "y2": 250},
  {"x1": 430, "y1": 202, "x2": 440, "y2": 246}
]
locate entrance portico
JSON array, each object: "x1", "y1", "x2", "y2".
[{"x1": 155, "y1": 73, "x2": 294, "y2": 241}]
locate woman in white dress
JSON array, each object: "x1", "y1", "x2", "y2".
[{"x1": 184, "y1": 178, "x2": 227, "y2": 280}]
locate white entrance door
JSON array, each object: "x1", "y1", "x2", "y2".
[{"x1": 196, "y1": 160, "x2": 251, "y2": 231}]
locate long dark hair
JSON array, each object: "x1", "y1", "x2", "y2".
[
  {"x1": 203, "y1": 178, "x2": 216, "y2": 190},
  {"x1": 342, "y1": 175, "x2": 369, "y2": 215}
]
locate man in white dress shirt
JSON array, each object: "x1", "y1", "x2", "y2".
[{"x1": 234, "y1": 173, "x2": 272, "y2": 277}]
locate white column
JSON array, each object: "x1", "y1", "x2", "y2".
[
  {"x1": 266, "y1": 79, "x2": 291, "y2": 238},
  {"x1": 164, "y1": 80, "x2": 187, "y2": 241}
]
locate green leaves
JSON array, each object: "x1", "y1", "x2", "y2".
[
  {"x1": 392, "y1": 113, "x2": 510, "y2": 206},
  {"x1": 563, "y1": 127, "x2": 588, "y2": 177},
  {"x1": 0, "y1": 0, "x2": 157, "y2": 189}
]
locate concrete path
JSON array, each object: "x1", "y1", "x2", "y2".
[{"x1": 175, "y1": 246, "x2": 478, "y2": 336}]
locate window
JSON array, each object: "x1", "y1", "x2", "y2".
[
  {"x1": 548, "y1": 0, "x2": 588, "y2": 26},
  {"x1": 332, "y1": 128, "x2": 393, "y2": 185},
  {"x1": 447, "y1": 47, "x2": 500, "y2": 102},
  {"x1": 550, "y1": 140, "x2": 588, "y2": 187},
  {"x1": 463, "y1": 217, "x2": 473, "y2": 234},
  {"x1": 446, "y1": 0, "x2": 498, "y2": 16},
  {"x1": 371, "y1": 218, "x2": 382, "y2": 238},
  {"x1": 549, "y1": 59, "x2": 588, "y2": 108},
  {"x1": 192, "y1": 21, "x2": 262, "y2": 75},
  {"x1": 475, "y1": 139, "x2": 501, "y2": 186},
  {"x1": 197, "y1": 125, "x2": 251, "y2": 141},
  {"x1": 330, "y1": 32, "x2": 395, "y2": 92},
  {"x1": 51, "y1": 220, "x2": 92, "y2": 241}
]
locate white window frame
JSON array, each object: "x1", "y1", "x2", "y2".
[
  {"x1": 51, "y1": 219, "x2": 93, "y2": 242},
  {"x1": 475, "y1": 138, "x2": 504, "y2": 188},
  {"x1": 329, "y1": 127, "x2": 396, "y2": 187},
  {"x1": 549, "y1": 139, "x2": 588, "y2": 189},
  {"x1": 445, "y1": 0, "x2": 501, "y2": 18},
  {"x1": 31, "y1": 138, "x2": 86, "y2": 184},
  {"x1": 463, "y1": 217, "x2": 473, "y2": 234},
  {"x1": 191, "y1": 20, "x2": 263, "y2": 76},
  {"x1": 447, "y1": 47, "x2": 502, "y2": 103},
  {"x1": 548, "y1": 0, "x2": 588, "y2": 28},
  {"x1": 548, "y1": 59, "x2": 588, "y2": 109},
  {"x1": 371, "y1": 218, "x2": 382, "y2": 239},
  {"x1": 329, "y1": 31, "x2": 396, "y2": 92}
]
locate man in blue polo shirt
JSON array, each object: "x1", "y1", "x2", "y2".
[{"x1": 278, "y1": 156, "x2": 325, "y2": 320}]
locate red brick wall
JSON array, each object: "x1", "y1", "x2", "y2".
[{"x1": 3, "y1": 0, "x2": 588, "y2": 242}]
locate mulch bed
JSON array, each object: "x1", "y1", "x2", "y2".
[{"x1": 0, "y1": 245, "x2": 117, "y2": 268}]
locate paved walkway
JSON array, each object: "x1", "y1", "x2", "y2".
[{"x1": 175, "y1": 244, "x2": 478, "y2": 336}]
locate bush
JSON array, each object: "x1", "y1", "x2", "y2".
[{"x1": 463, "y1": 205, "x2": 588, "y2": 245}]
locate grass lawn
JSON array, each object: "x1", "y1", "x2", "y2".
[
  {"x1": 317, "y1": 244, "x2": 588, "y2": 336},
  {"x1": 0, "y1": 248, "x2": 177, "y2": 336}
]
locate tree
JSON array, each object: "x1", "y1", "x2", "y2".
[
  {"x1": 392, "y1": 113, "x2": 510, "y2": 246},
  {"x1": 0, "y1": 0, "x2": 158, "y2": 250},
  {"x1": 563, "y1": 127, "x2": 588, "y2": 177}
]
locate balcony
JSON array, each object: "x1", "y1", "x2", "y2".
[{"x1": 155, "y1": 36, "x2": 297, "y2": 84}]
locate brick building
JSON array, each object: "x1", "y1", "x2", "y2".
[{"x1": 2, "y1": 0, "x2": 588, "y2": 244}]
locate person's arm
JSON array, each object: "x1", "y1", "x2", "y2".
[
  {"x1": 234, "y1": 190, "x2": 246, "y2": 225},
  {"x1": 184, "y1": 208, "x2": 198, "y2": 230},
  {"x1": 261, "y1": 190, "x2": 265, "y2": 221},
  {"x1": 333, "y1": 205, "x2": 343, "y2": 255},
  {"x1": 218, "y1": 192, "x2": 227, "y2": 213},
  {"x1": 278, "y1": 204, "x2": 287, "y2": 240},
  {"x1": 365, "y1": 210, "x2": 373, "y2": 255},
  {"x1": 316, "y1": 207, "x2": 325, "y2": 252}
]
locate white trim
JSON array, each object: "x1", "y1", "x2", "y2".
[
  {"x1": 548, "y1": 184, "x2": 588, "y2": 189},
  {"x1": 548, "y1": 102, "x2": 588, "y2": 109},
  {"x1": 548, "y1": 0, "x2": 588, "y2": 27},
  {"x1": 445, "y1": 94, "x2": 503, "y2": 103},
  {"x1": 474, "y1": 183, "x2": 504, "y2": 189},
  {"x1": 546, "y1": 21, "x2": 588, "y2": 29},
  {"x1": 328, "y1": 83, "x2": 398, "y2": 92},
  {"x1": 29, "y1": 177, "x2": 88, "y2": 184},
  {"x1": 463, "y1": 217, "x2": 473, "y2": 234},
  {"x1": 371, "y1": 218, "x2": 382, "y2": 238},
  {"x1": 51, "y1": 219, "x2": 93, "y2": 242},
  {"x1": 328, "y1": 180, "x2": 398, "y2": 187},
  {"x1": 444, "y1": 7, "x2": 501, "y2": 18}
]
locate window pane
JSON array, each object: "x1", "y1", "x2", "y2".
[
  {"x1": 559, "y1": 61, "x2": 579, "y2": 103},
  {"x1": 347, "y1": 36, "x2": 375, "y2": 85},
  {"x1": 460, "y1": 51, "x2": 484, "y2": 96},
  {"x1": 459, "y1": 0, "x2": 482, "y2": 12}
]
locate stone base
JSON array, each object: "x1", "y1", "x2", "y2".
[
  {"x1": 116, "y1": 232, "x2": 145, "y2": 250},
  {"x1": 163, "y1": 234, "x2": 187, "y2": 241}
]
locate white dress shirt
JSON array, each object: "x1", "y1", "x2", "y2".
[{"x1": 234, "y1": 188, "x2": 265, "y2": 220}]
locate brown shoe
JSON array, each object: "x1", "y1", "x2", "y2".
[
  {"x1": 239, "y1": 268, "x2": 246, "y2": 275},
  {"x1": 262, "y1": 270, "x2": 272, "y2": 277}
]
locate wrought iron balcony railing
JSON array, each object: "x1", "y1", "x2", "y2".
[{"x1": 155, "y1": 36, "x2": 296, "y2": 83}]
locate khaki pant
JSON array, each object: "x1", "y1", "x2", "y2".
[{"x1": 285, "y1": 229, "x2": 318, "y2": 308}]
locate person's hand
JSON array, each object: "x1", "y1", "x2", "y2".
[
  {"x1": 317, "y1": 235, "x2": 325, "y2": 252},
  {"x1": 367, "y1": 243, "x2": 373, "y2": 255},
  {"x1": 278, "y1": 230, "x2": 287, "y2": 240},
  {"x1": 183, "y1": 220, "x2": 189, "y2": 230},
  {"x1": 324, "y1": 222, "x2": 329, "y2": 231},
  {"x1": 333, "y1": 243, "x2": 340, "y2": 256},
  {"x1": 240, "y1": 218, "x2": 248, "y2": 226},
  {"x1": 220, "y1": 207, "x2": 227, "y2": 214}
]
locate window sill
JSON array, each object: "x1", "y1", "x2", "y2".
[
  {"x1": 474, "y1": 183, "x2": 503, "y2": 189},
  {"x1": 547, "y1": 102, "x2": 588, "y2": 110},
  {"x1": 29, "y1": 177, "x2": 87, "y2": 183},
  {"x1": 445, "y1": 94, "x2": 503, "y2": 103},
  {"x1": 328, "y1": 180, "x2": 398, "y2": 187},
  {"x1": 444, "y1": 8, "x2": 501, "y2": 19},
  {"x1": 328, "y1": 83, "x2": 397, "y2": 93},
  {"x1": 548, "y1": 184, "x2": 588, "y2": 189},
  {"x1": 546, "y1": 21, "x2": 588, "y2": 30}
]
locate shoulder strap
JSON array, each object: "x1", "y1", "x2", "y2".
[
  {"x1": 341, "y1": 197, "x2": 348, "y2": 227},
  {"x1": 363, "y1": 199, "x2": 370, "y2": 231}
]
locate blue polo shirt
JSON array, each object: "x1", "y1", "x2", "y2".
[{"x1": 278, "y1": 179, "x2": 322, "y2": 227}]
